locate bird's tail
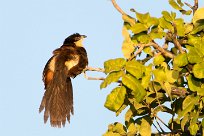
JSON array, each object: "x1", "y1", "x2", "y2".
[{"x1": 39, "y1": 64, "x2": 73, "y2": 127}]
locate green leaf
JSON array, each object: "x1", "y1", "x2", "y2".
[
  {"x1": 112, "y1": 122, "x2": 126, "y2": 135},
  {"x1": 104, "y1": 58, "x2": 126, "y2": 74},
  {"x1": 125, "y1": 109, "x2": 133, "y2": 122},
  {"x1": 125, "y1": 60, "x2": 145, "y2": 79},
  {"x1": 122, "y1": 26, "x2": 135, "y2": 59},
  {"x1": 103, "y1": 132, "x2": 120, "y2": 136},
  {"x1": 166, "y1": 70, "x2": 179, "y2": 83},
  {"x1": 169, "y1": 0, "x2": 183, "y2": 10},
  {"x1": 174, "y1": 18, "x2": 185, "y2": 36},
  {"x1": 193, "y1": 8, "x2": 204, "y2": 25},
  {"x1": 122, "y1": 40, "x2": 135, "y2": 59},
  {"x1": 153, "y1": 69, "x2": 167, "y2": 83},
  {"x1": 141, "y1": 65, "x2": 152, "y2": 88},
  {"x1": 187, "y1": 74, "x2": 203, "y2": 95},
  {"x1": 147, "y1": 17, "x2": 159, "y2": 27},
  {"x1": 193, "y1": 62, "x2": 204, "y2": 79},
  {"x1": 171, "y1": 12, "x2": 176, "y2": 19},
  {"x1": 141, "y1": 74, "x2": 151, "y2": 89},
  {"x1": 180, "y1": 10, "x2": 192, "y2": 15},
  {"x1": 127, "y1": 123, "x2": 138, "y2": 136},
  {"x1": 202, "y1": 118, "x2": 204, "y2": 127},
  {"x1": 133, "y1": 33, "x2": 151, "y2": 44},
  {"x1": 181, "y1": 114, "x2": 189, "y2": 131},
  {"x1": 163, "y1": 82, "x2": 172, "y2": 97},
  {"x1": 162, "y1": 11, "x2": 173, "y2": 22},
  {"x1": 149, "y1": 31, "x2": 165, "y2": 39},
  {"x1": 153, "y1": 54, "x2": 165, "y2": 65},
  {"x1": 135, "y1": 12, "x2": 150, "y2": 24},
  {"x1": 191, "y1": 23, "x2": 204, "y2": 34},
  {"x1": 131, "y1": 23, "x2": 148, "y2": 34},
  {"x1": 159, "y1": 17, "x2": 174, "y2": 31},
  {"x1": 173, "y1": 53, "x2": 188, "y2": 67},
  {"x1": 139, "y1": 119, "x2": 151, "y2": 136},
  {"x1": 104, "y1": 86, "x2": 126, "y2": 112},
  {"x1": 189, "y1": 123, "x2": 199, "y2": 136},
  {"x1": 186, "y1": 45, "x2": 203, "y2": 64},
  {"x1": 178, "y1": 95, "x2": 199, "y2": 118},
  {"x1": 100, "y1": 71, "x2": 124, "y2": 89},
  {"x1": 143, "y1": 47, "x2": 153, "y2": 56},
  {"x1": 122, "y1": 74, "x2": 146, "y2": 102},
  {"x1": 184, "y1": 23, "x2": 193, "y2": 34},
  {"x1": 176, "y1": 0, "x2": 184, "y2": 7},
  {"x1": 183, "y1": 95, "x2": 199, "y2": 109}
]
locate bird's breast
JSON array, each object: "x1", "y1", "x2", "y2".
[{"x1": 65, "y1": 55, "x2": 80, "y2": 70}]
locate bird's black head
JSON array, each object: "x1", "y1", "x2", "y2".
[{"x1": 63, "y1": 33, "x2": 87, "y2": 44}]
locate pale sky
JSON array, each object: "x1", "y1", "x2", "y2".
[{"x1": 1, "y1": 0, "x2": 203, "y2": 136}]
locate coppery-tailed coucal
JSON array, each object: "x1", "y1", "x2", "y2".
[{"x1": 39, "y1": 33, "x2": 88, "y2": 127}]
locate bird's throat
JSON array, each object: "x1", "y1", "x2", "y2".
[{"x1": 74, "y1": 39, "x2": 84, "y2": 47}]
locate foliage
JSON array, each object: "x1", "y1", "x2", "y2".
[{"x1": 102, "y1": 0, "x2": 204, "y2": 135}]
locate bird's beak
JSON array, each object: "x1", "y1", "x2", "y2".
[{"x1": 81, "y1": 35, "x2": 87, "y2": 38}]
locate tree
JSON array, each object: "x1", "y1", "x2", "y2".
[{"x1": 86, "y1": 0, "x2": 204, "y2": 135}]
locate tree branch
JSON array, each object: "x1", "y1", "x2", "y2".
[
  {"x1": 111, "y1": 0, "x2": 126, "y2": 15},
  {"x1": 83, "y1": 66, "x2": 105, "y2": 80},
  {"x1": 85, "y1": 66, "x2": 105, "y2": 72},
  {"x1": 154, "y1": 114, "x2": 173, "y2": 131},
  {"x1": 172, "y1": 23, "x2": 185, "y2": 53},
  {"x1": 83, "y1": 71, "x2": 105, "y2": 81},
  {"x1": 185, "y1": 0, "x2": 198, "y2": 14},
  {"x1": 151, "y1": 41, "x2": 174, "y2": 59},
  {"x1": 193, "y1": 0, "x2": 198, "y2": 14}
]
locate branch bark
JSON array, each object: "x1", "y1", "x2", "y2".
[{"x1": 111, "y1": 0, "x2": 126, "y2": 15}]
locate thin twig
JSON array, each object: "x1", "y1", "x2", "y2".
[
  {"x1": 185, "y1": 0, "x2": 198, "y2": 14},
  {"x1": 184, "y1": 2, "x2": 193, "y2": 10},
  {"x1": 154, "y1": 114, "x2": 173, "y2": 131},
  {"x1": 111, "y1": 0, "x2": 126, "y2": 15},
  {"x1": 156, "y1": 118, "x2": 165, "y2": 133},
  {"x1": 83, "y1": 71, "x2": 105, "y2": 80},
  {"x1": 153, "y1": 123, "x2": 161, "y2": 134},
  {"x1": 193, "y1": 0, "x2": 198, "y2": 14},
  {"x1": 129, "y1": 44, "x2": 145, "y2": 60}
]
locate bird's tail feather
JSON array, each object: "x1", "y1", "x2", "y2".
[{"x1": 39, "y1": 65, "x2": 73, "y2": 127}]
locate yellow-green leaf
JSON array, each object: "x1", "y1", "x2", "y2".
[
  {"x1": 104, "y1": 86, "x2": 126, "y2": 112},
  {"x1": 125, "y1": 60, "x2": 145, "y2": 79},
  {"x1": 173, "y1": 53, "x2": 188, "y2": 67},
  {"x1": 122, "y1": 26, "x2": 135, "y2": 59},
  {"x1": 135, "y1": 12, "x2": 150, "y2": 24},
  {"x1": 187, "y1": 74, "x2": 202, "y2": 93},
  {"x1": 153, "y1": 54, "x2": 165, "y2": 65},
  {"x1": 113, "y1": 123, "x2": 126, "y2": 135},
  {"x1": 100, "y1": 71, "x2": 124, "y2": 89},
  {"x1": 104, "y1": 58, "x2": 126, "y2": 74},
  {"x1": 186, "y1": 45, "x2": 203, "y2": 64},
  {"x1": 193, "y1": 62, "x2": 204, "y2": 79},
  {"x1": 162, "y1": 11, "x2": 173, "y2": 22},
  {"x1": 139, "y1": 119, "x2": 151, "y2": 136},
  {"x1": 131, "y1": 23, "x2": 148, "y2": 34},
  {"x1": 169, "y1": 0, "x2": 183, "y2": 10},
  {"x1": 193, "y1": 8, "x2": 204, "y2": 25},
  {"x1": 122, "y1": 74, "x2": 146, "y2": 102}
]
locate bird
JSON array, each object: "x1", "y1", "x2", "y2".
[{"x1": 39, "y1": 33, "x2": 88, "y2": 128}]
